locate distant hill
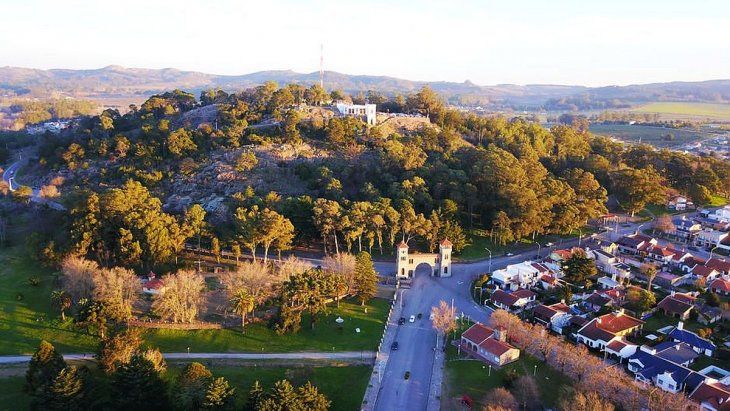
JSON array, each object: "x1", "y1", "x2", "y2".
[{"x1": 1, "y1": 65, "x2": 729, "y2": 110}]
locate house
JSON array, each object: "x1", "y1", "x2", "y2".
[
  {"x1": 706, "y1": 205, "x2": 730, "y2": 223},
  {"x1": 683, "y1": 256, "x2": 708, "y2": 273},
  {"x1": 604, "y1": 337, "x2": 639, "y2": 361},
  {"x1": 334, "y1": 102, "x2": 377, "y2": 125},
  {"x1": 653, "y1": 341, "x2": 701, "y2": 366},
  {"x1": 647, "y1": 246, "x2": 681, "y2": 266},
  {"x1": 655, "y1": 271, "x2": 685, "y2": 288},
  {"x1": 617, "y1": 234, "x2": 658, "y2": 255},
  {"x1": 490, "y1": 289, "x2": 536, "y2": 312},
  {"x1": 656, "y1": 292, "x2": 696, "y2": 320},
  {"x1": 671, "y1": 216, "x2": 702, "y2": 240},
  {"x1": 460, "y1": 323, "x2": 520, "y2": 366},
  {"x1": 491, "y1": 261, "x2": 544, "y2": 290},
  {"x1": 598, "y1": 275, "x2": 620, "y2": 289},
  {"x1": 576, "y1": 310, "x2": 644, "y2": 351},
  {"x1": 668, "y1": 196, "x2": 694, "y2": 211},
  {"x1": 692, "y1": 265, "x2": 721, "y2": 283},
  {"x1": 589, "y1": 248, "x2": 633, "y2": 280},
  {"x1": 539, "y1": 274, "x2": 559, "y2": 290},
  {"x1": 696, "y1": 230, "x2": 730, "y2": 249},
  {"x1": 142, "y1": 272, "x2": 165, "y2": 295},
  {"x1": 709, "y1": 277, "x2": 730, "y2": 296},
  {"x1": 697, "y1": 304, "x2": 723, "y2": 325},
  {"x1": 706, "y1": 259, "x2": 730, "y2": 276},
  {"x1": 533, "y1": 302, "x2": 572, "y2": 334},
  {"x1": 627, "y1": 345, "x2": 705, "y2": 394},
  {"x1": 689, "y1": 381, "x2": 730, "y2": 411},
  {"x1": 584, "y1": 292, "x2": 614, "y2": 312},
  {"x1": 667, "y1": 322, "x2": 717, "y2": 356}
]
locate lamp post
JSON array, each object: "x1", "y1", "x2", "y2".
[
  {"x1": 533, "y1": 364, "x2": 537, "y2": 376},
  {"x1": 488, "y1": 364, "x2": 492, "y2": 376},
  {"x1": 534, "y1": 241, "x2": 542, "y2": 259},
  {"x1": 485, "y1": 247, "x2": 492, "y2": 273},
  {"x1": 709, "y1": 245, "x2": 719, "y2": 261}
]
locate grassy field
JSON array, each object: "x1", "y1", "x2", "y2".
[
  {"x1": 589, "y1": 124, "x2": 710, "y2": 148},
  {"x1": 632, "y1": 102, "x2": 730, "y2": 120},
  {"x1": 442, "y1": 346, "x2": 571, "y2": 409},
  {"x1": 0, "y1": 245, "x2": 389, "y2": 355},
  {"x1": 0, "y1": 364, "x2": 371, "y2": 411}
]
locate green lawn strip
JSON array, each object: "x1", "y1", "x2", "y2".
[
  {"x1": 631, "y1": 102, "x2": 730, "y2": 119},
  {"x1": 143, "y1": 298, "x2": 389, "y2": 353},
  {"x1": 0, "y1": 375, "x2": 29, "y2": 411},
  {"x1": 708, "y1": 195, "x2": 727, "y2": 207},
  {"x1": 164, "y1": 364, "x2": 371, "y2": 411},
  {"x1": 443, "y1": 345, "x2": 569, "y2": 408}
]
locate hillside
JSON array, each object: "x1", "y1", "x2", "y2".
[{"x1": 2, "y1": 65, "x2": 729, "y2": 110}]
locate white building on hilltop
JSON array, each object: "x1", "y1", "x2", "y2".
[{"x1": 335, "y1": 102, "x2": 376, "y2": 125}]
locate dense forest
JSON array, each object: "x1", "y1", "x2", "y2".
[{"x1": 18, "y1": 83, "x2": 730, "y2": 273}]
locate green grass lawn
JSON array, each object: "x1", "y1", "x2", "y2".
[
  {"x1": 0, "y1": 376, "x2": 29, "y2": 411},
  {"x1": 442, "y1": 346, "x2": 570, "y2": 408},
  {"x1": 0, "y1": 245, "x2": 389, "y2": 355},
  {"x1": 143, "y1": 298, "x2": 390, "y2": 353},
  {"x1": 631, "y1": 102, "x2": 730, "y2": 120},
  {"x1": 0, "y1": 247, "x2": 98, "y2": 355}
]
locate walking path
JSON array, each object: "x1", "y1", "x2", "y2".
[
  {"x1": 0, "y1": 351, "x2": 375, "y2": 365},
  {"x1": 361, "y1": 294, "x2": 402, "y2": 410},
  {"x1": 427, "y1": 345, "x2": 445, "y2": 411}
]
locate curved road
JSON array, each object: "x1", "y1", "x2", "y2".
[{"x1": 2, "y1": 159, "x2": 66, "y2": 210}]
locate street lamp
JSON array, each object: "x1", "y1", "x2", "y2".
[
  {"x1": 533, "y1": 364, "x2": 537, "y2": 376},
  {"x1": 488, "y1": 364, "x2": 492, "y2": 376},
  {"x1": 709, "y1": 246, "x2": 719, "y2": 261},
  {"x1": 484, "y1": 247, "x2": 492, "y2": 273},
  {"x1": 534, "y1": 241, "x2": 541, "y2": 259}
]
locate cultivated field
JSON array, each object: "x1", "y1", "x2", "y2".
[
  {"x1": 631, "y1": 102, "x2": 730, "y2": 121},
  {"x1": 588, "y1": 123, "x2": 711, "y2": 148}
]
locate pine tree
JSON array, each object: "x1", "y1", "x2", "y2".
[
  {"x1": 246, "y1": 380, "x2": 264, "y2": 411},
  {"x1": 354, "y1": 252, "x2": 378, "y2": 306},
  {"x1": 297, "y1": 381, "x2": 331, "y2": 411},
  {"x1": 36, "y1": 366, "x2": 89, "y2": 410},
  {"x1": 26, "y1": 340, "x2": 67, "y2": 395},
  {"x1": 111, "y1": 354, "x2": 168, "y2": 410},
  {"x1": 202, "y1": 377, "x2": 236, "y2": 409},
  {"x1": 174, "y1": 362, "x2": 212, "y2": 410}
]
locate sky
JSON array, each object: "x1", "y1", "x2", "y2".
[{"x1": 1, "y1": 0, "x2": 729, "y2": 87}]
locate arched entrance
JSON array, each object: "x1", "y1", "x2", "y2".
[
  {"x1": 395, "y1": 239, "x2": 452, "y2": 279},
  {"x1": 412, "y1": 262, "x2": 436, "y2": 278}
]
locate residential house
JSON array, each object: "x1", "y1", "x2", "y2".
[
  {"x1": 460, "y1": 323, "x2": 520, "y2": 366},
  {"x1": 697, "y1": 304, "x2": 723, "y2": 325},
  {"x1": 627, "y1": 345, "x2": 705, "y2": 394},
  {"x1": 709, "y1": 277, "x2": 730, "y2": 296},
  {"x1": 656, "y1": 292, "x2": 696, "y2": 320},
  {"x1": 655, "y1": 271, "x2": 686, "y2": 288},
  {"x1": 692, "y1": 265, "x2": 722, "y2": 284},
  {"x1": 696, "y1": 229, "x2": 730, "y2": 249},
  {"x1": 539, "y1": 274, "x2": 559, "y2": 290},
  {"x1": 576, "y1": 310, "x2": 644, "y2": 351},
  {"x1": 671, "y1": 216, "x2": 702, "y2": 240},
  {"x1": 589, "y1": 248, "x2": 632, "y2": 280},
  {"x1": 617, "y1": 234, "x2": 658, "y2": 256},
  {"x1": 142, "y1": 273, "x2": 165, "y2": 295},
  {"x1": 647, "y1": 246, "x2": 682, "y2": 266},
  {"x1": 706, "y1": 259, "x2": 730, "y2": 276},
  {"x1": 584, "y1": 292, "x2": 614, "y2": 312},
  {"x1": 598, "y1": 275, "x2": 621, "y2": 289},
  {"x1": 490, "y1": 289, "x2": 536, "y2": 312},
  {"x1": 604, "y1": 337, "x2": 639, "y2": 361},
  {"x1": 705, "y1": 205, "x2": 730, "y2": 223},
  {"x1": 533, "y1": 302, "x2": 572, "y2": 334},
  {"x1": 689, "y1": 380, "x2": 730, "y2": 411},
  {"x1": 668, "y1": 196, "x2": 694, "y2": 211},
  {"x1": 667, "y1": 322, "x2": 717, "y2": 356},
  {"x1": 491, "y1": 261, "x2": 544, "y2": 290}
]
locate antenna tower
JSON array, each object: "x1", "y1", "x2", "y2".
[{"x1": 319, "y1": 44, "x2": 324, "y2": 88}]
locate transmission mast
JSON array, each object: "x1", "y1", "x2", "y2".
[{"x1": 319, "y1": 44, "x2": 324, "y2": 89}]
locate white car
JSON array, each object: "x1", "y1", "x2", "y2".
[
  {"x1": 409, "y1": 315, "x2": 416, "y2": 323},
  {"x1": 545, "y1": 242, "x2": 554, "y2": 247}
]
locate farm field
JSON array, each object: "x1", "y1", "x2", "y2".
[
  {"x1": 588, "y1": 123, "x2": 711, "y2": 148},
  {"x1": 631, "y1": 102, "x2": 730, "y2": 120}
]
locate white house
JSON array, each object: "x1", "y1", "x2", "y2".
[
  {"x1": 334, "y1": 102, "x2": 377, "y2": 125},
  {"x1": 491, "y1": 261, "x2": 546, "y2": 290},
  {"x1": 706, "y1": 205, "x2": 730, "y2": 223},
  {"x1": 695, "y1": 229, "x2": 729, "y2": 249}
]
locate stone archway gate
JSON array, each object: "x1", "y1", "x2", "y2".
[{"x1": 395, "y1": 239, "x2": 452, "y2": 279}]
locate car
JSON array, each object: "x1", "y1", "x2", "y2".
[
  {"x1": 417, "y1": 313, "x2": 422, "y2": 319},
  {"x1": 409, "y1": 315, "x2": 416, "y2": 323},
  {"x1": 398, "y1": 317, "x2": 405, "y2": 325},
  {"x1": 391, "y1": 341, "x2": 399, "y2": 351},
  {"x1": 545, "y1": 242, "x2": 554, "y2": 247},
  {"x1": 505, "y1": 252, "x2": 514, "y2": 257},
  {"x1": 429, "y1": 313, "x2": 434, "y2": 320},
  {"x1": 404, "y1": 371, "x2": 411, "y2": 380}
]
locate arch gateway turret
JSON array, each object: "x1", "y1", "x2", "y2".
[{"x1": 396, "y1": 239, "x2": 452, "y2": 279}]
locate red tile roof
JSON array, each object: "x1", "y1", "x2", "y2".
[
  {"x1": 440, "y1": 239, "x2": 453, "y2": 247},
  {"x1": 706, "y1": 258, "x2": 730, "y2": 274},
  {"x1": 540, "y1": 274, "x2": 557, "y2": 284},
  {"x1": 512, "y1": 289, "x2": 536, "y2": 299},
  {"x1": 550, "y1": 302, "x2": 571, "y2": 313},
  {"x1": 692, "y1": 265, "x2": 719, "y2": 278},
  {"x1": 479, "y1": 338, "x2": 515, "y2": 357},
  {"x1": 579, "y1": 312, "x2": 643, "y2": 342},
  {"x1": 689, "y1": 381, "x2": 730, "y2": 411},
  {"x1": 145, "y1": 279, "x2": 164, "y2": 290},
  {"x1": 397, "y1": 241, "x2": 409, "y2": 249},
  {"x1": 710, "y1": 278, "x2": 730, "y2": 293},
  {"x1": 657, "y1": 295, "x2": 694, "y2": 316},
  {"x1": 606, "y1": 338, "x2": 629, "y2": 352},
  {"x1": 462, "y1": 323, "x2": 494, "y2": 344}
]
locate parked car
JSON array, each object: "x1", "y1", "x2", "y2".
[
  {"x1": 391, "y1": 341, "x2": 399, "y2": 351},
  {"x1": 545, "y1": 242, "x2": 554, "y2": 247},
  {"x1": 505, "y1": 252, "x2": 514, "y2": 257},
  {"x1": 409, "y1": 315, "x2": 416, "y2": 323},
  {"x1": 398, "y1": 317, "x2": 405, "y2": 325},
  {"x1": 417, "y1": 313, "x2": 422, "y2": 320},
  {"x1": 404, "y1": 371, "x2": 411, "y2": 380}
]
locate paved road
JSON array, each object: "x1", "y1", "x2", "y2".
[
  {"x1": 0, "y1": 350, "x2": 376, "y2": 365},
  {"x1": 2, "y1": 159, "x2": 66, "y2": 210}
]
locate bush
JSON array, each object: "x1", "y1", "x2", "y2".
[{"x1": 28, "y1": 277, "x2": 41, "y2": 287}]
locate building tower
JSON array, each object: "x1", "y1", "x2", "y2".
[
  {"x1": 439, "y1": 239, "x2": 452, "y2": 277},
  {"x1": 396, "y1": 241, "x2": 409, "y2": 278}
]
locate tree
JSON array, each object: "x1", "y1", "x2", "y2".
[
  {"x1": 231, "y1": 243, "x2": 242, "y2": 266},
  {"x1": 13, "y1": 185, "x2": 33, "y2": 204},
  {"x1": 26, "y1": 341, "x2": 67, "y2": 395},
  {"x1": 235, "y1": 151, "x2": 258, "y2": 172},
  {"x1": 229, "y1": 288, "x2": 256, "y2": 333},
  {"x1": 353, "y1": 252, "x2": 378, "y2": 305},
  {"x1": 431, "y1": 300, "x2": 457, "y2": 343},
  {"x1": 111, "y1": 354, "x2": 169, "y2": 410},
  {"x1": 258, "y1": 208, "x2": 295, "y2": 263},
  {"x1": 39, "y1": 184, "x2": 60, "y2": 199},
  {"x1": 203, "y1": 377, "x2": 236, "y2": 409},
  {"x1": 254, "y1": 379, "x2": 330, "y2": 411},
  {"x1": 35, "y1": 366, "x2": 90, "y2": 410},
  {"x1": 513, "y1": 375, "x2": 540, "y2": 410},
  {"x1": 642, "y1": 265, "x2": 658, "y2": 291},
  {"x1": 483, "y1": 387, "x2": 517, "y2": 410},
  {"x1": 611, "y1": 167, "x2": 666, "y2": 216},
  {"x1": 174, "y1": 362, "x2": 213, "y2": 410},
  {"x1": 96, "y1": 328, "x2": 142, "y2": 374},
  {"x1": 625, "y1": 287, "x2": 656, "y2": 314},
  {"x1": 60, "y1": 255, "x2": 97, "y2": 301},
  {"x1": 152, "y1": 270, "x2": 206, "y2": 323},
  {"x1": 654, "y1": 214, "x2": 676, "y2": 236},
  {"x1": 247, "y1": 380, "x2": 265, "y2": 411},
  {"x1": 561, "y1": 251, "x2": 597, "y2": 285},
  {"x1": 50, "y1": 290, "x2": 71, "y2": 321},
  {"x1": 559, "y1": 390, "x2": 615, "y2": 411},
  {"x1": 92, "y1": 266, "x2": 140, "y2": 322},
  {"x1": 211, "y1": 237, "x2": 221, "y2": 264},
  {"x1": 312, "y1": 198, "x2": 342, "y2": 254},
  {"x1": 167, "y1": 128, "x2": 197, "y2": 157}
]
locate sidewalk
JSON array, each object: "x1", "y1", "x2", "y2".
[
  {"x1": 0, "y1": 351, "x2": 376, "y2": 365},
  {"x1": 360, "y1": 292, "x2": 402, "y2": 411},
  {"x1": 427, "y1": 344, "x2": 445, "y2": 411}
]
